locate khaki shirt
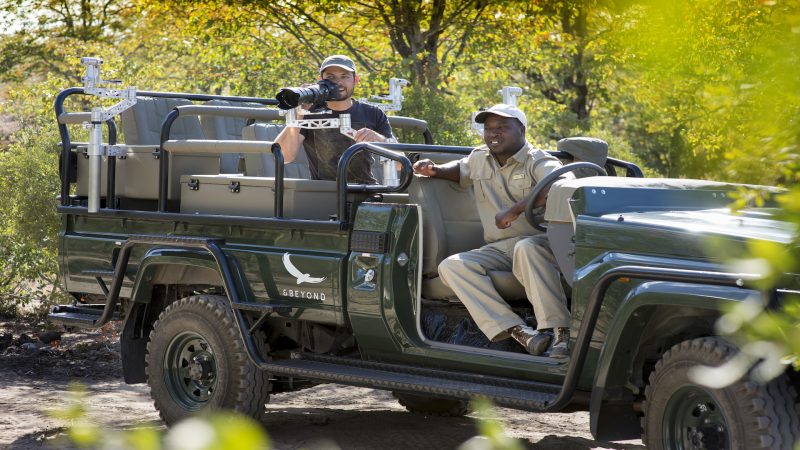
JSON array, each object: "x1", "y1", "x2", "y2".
[{"x1": 458, "y1": 141, "x2": 562, "y2": 243}]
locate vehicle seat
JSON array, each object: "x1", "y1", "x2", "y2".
[
  {"x1": 241, "y1": 123, "x2": 312, "y2": 178},
  {"x1": 408, "y1": 172, "x2": 526, "y2": 302},
  {"x1": 117, "y1": 97, "x2": 214, "y2": 203},
  {"x1": 120, "y1": 97, "x2": 204, "y2": 145},
  {"x1": 201, "y1": 99, "x2": 263, "y2": 173},
  {"x1": 556, "y1": 136, "x2": 609, "y2": 178}
]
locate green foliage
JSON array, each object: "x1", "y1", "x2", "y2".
[
  {"x1": 610, "y1": 0, "x2": 800, "y2": 184},
  {"x1": 51, "y1": 384, "x2": 271, "y2": 450},
  {"x1": 401, "y1": 86, "x2": 476, "y2": 146},
  {"x1": 0, "y1": 74, "x2": 64, "y2": 312},
  {"x1": 459, "y1": 398, "x2": 524, "y2": 450}
]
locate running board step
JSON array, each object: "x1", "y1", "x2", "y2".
[
  {"x1": 82, "y1": 269, "x2": 115, "y2": 277},
  {"x1": 48, "y1": 304, "x2": 119, "y2": 328},
  {"x1": 262, "y1": 352, "x2": 560, "y2": 411}
]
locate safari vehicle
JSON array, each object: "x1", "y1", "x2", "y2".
[{"x1": 49, "y1": 59, "x2": 799, "y2": 449}]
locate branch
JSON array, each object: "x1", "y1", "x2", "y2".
[{"x1": 440, "y1": 3, "x2": 488, "y2": 79}]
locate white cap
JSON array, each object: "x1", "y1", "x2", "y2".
[{"x1": 474, "y1": 104, "x2": 527, "y2": 128}]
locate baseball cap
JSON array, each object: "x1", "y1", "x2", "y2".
[
  {"x1": 319, "y1": 55, "x2": 356, "y2": 74},
  {"x1": 474, "y1": 104, "x2": 527, "y2": 128}
]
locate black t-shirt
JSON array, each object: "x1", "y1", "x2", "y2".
[{"x1": 300, "y1": 101, "x2": 393, "y2": 184}]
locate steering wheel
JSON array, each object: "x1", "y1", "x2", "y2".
[{"x1": 524, "y1": 162, "x2": 607, "y2": 232}]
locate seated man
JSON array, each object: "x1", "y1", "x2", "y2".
[
  {"x1": 275, "y1": 54, "x2": 396, "y2": 184},
  {"x1": 412, "y1": 104, "x2": 572, "y2": 358}
]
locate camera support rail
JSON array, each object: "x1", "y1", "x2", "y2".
[
  {"x1": 471, "y1": 86, "x2": 523, "y2": 137},
  {"x1": 80, "y1": 57, "x2": 137, "y2": 213}
]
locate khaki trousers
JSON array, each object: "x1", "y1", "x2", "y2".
[{"x1": 438, "y1": 235, "x2": 569, "y2": 341}]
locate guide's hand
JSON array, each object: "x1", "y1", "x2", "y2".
[
  {"x1": 495, "y1": 208, "x2": 520, "y2": 229},
  {"x1": 412, "y1": 159, "x2": 437, "y2": 177}
]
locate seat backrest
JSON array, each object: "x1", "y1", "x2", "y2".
[
  {"x1": 201, "y1": 99, "x2": 263, "y2": 140},
  {"x1": 556, "y1": 137, "x2": 608, "y2": 178},
  {"x1": 120, "y1": 97, "x2": 204, "y2": 145},
  {"x1": 241, "y1": 123, "x2": 312, "y2": 178},
  {"x1": 202, "y1": 99, "x2": 264, "y2": 174},
  {"x1": 408, "y1": 175, "x2": 484, "y2": 276}
]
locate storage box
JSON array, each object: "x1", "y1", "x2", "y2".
[
  {"x1": 76, "y1": 145, "x2": 219, "y2": 200},
  {"x1": 179, "y1": 175, "x2": 338, "y2": 220}
]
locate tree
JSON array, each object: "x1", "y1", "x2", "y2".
[
  {"x1": 608, "y1": 0, "x2": 800, "y2": 183},
  {"x1": 0, "y1": 0, "x2": 135, "y2": 82},
  {"x1": 240, "y1": 0, "x2": 493, "y2": 91}
]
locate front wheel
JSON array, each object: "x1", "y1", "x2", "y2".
[
  {"x1": 145, "y1": 294, "x2": 272, "y2": 424},
  {"x1": 642, "y1": 337, "x2": 799, "y2": 450}
]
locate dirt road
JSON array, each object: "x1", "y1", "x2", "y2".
[{"x1": 0, "y1": 320, "x2": 644, "y2": 449}]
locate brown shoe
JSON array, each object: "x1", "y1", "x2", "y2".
[
  {"x1": 509, "y1": 325, "x2": 553, "y2": 356},
  {"x1": 549, "y1": 327, "x2": 570, "y2": 359}
]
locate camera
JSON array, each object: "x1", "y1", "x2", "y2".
[{"x1": 276, "y1": 79, "x2": 341, "y2": 110}]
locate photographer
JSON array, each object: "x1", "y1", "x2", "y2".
[{"x1": 274, "y1": 54, "x2": 395, "y2": 184}]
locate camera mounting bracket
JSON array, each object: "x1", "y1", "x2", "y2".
[
  {"x1": 79, "y1": 57, "x2": 138, "y2": 213},
  {"x1": 358, "y1": 78, "x2": 408, "y2": 112}
]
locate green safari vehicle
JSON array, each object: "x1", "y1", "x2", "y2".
[{"x1": 49, "y1": 62, "x2": 799, "y2": 449}]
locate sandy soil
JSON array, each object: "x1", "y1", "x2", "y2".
[{"x1": 0, "y1": 319, "x2": 644, "y2": 450}]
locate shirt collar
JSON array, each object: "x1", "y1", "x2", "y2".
[
  {"x1": 510, "y1": 141, "x2": 532, "y2": 163},
  {"x1": 482, "y1": 141, "x2": 530, "y2": 161}
]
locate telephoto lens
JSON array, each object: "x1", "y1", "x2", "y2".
[{"x1": 276, "y1": 79, "x2": 340, "y2": 110}]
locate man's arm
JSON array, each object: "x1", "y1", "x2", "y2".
[
  {"x1": 274, "y1": 126, "x2": 304, "y2": 163},
  {"x1": 412, "y1": 159, "x2": 460, "y2": 182},
  {"x1": 495, "y1": 192, "x2": 548, "y2": 229},
  {"x1": 495, "y1": 156, "x2": 565, "y2": 229}
]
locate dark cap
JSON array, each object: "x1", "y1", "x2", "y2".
[{"x1": 319, "y1": 55, "x2": 356, "y2": 74}]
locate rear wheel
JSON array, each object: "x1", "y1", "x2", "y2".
[
  {"x1": 642, "y1": 337, "x2": 799, "y2": 450},
  {"x1": 393, "y1": 392, "x2": 470, "y2": 416},
  {"x1": 145, "y1": 294, "x2": 272, "y2": 424}
]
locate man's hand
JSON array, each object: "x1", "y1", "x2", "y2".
[
  {"x1": 353, "y1": 128, "x2": 388, "y2": 143},
  {"x1": 495, "y1": 208, "x2": 521, "y2": 229},
  {"x1": 412, "y1": 159, "x2": 437, "y2": 177}
]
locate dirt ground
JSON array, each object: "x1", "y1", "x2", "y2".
[{"x1": 0, "y1": 319, "x2": 645, "y2": 450}]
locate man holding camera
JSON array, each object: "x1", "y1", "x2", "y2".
[
  {"x1": 412, "y1": 105, "x2": 571, "y2": 358},
  {"x1": 275, "y1": 54, "x2": 395, "y2": 184}
]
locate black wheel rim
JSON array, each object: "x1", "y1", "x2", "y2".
[
  {"x1": 164, "y1": 331, "x2": 217, "y2": 410},
  {"x1": 663, "y1": 386, "x2": 729, "y2": 450}
]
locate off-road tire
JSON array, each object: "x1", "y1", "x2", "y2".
[
  {"x1": 145, "y1": 294, "x2": 272, "y2": 424},
  {"x1": 392, "y1": 392, "x2": 470, "y2": 417},
  {"x1": 642, "y1": 337, "x2": 799, "y2": 450}
]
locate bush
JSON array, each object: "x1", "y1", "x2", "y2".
[{"x1": 0, "y1": 79, "x2": 64, "y2": 315}]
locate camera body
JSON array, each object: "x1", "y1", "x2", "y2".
[{"x1": 276, "y1": 79, "x2": 341, "y2": 110}]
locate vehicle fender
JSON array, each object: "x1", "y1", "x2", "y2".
[
  {"x1": 129, "y1": 248, "x2": 223, "y2": 304},
  {"x1": 121, "y1": 248, "x2": 229, "y2": 384},
  {"x1": 589, "y1": 280, "x2": 758, "y2": 441}
]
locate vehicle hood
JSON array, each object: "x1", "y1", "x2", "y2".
[{"x1": 604, "y1": 208, "x2": 795, "y2": 244}]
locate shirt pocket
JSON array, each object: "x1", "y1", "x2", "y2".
[
  {"x1": 472, "y1": 165, "x2": 494, "y2": 201},
  {"x1": 509, "y1": 171, "x2": 531, "y2": 200},
  {"x1": 474, "y1": 177, "x2": 492, "y2": 201}
]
